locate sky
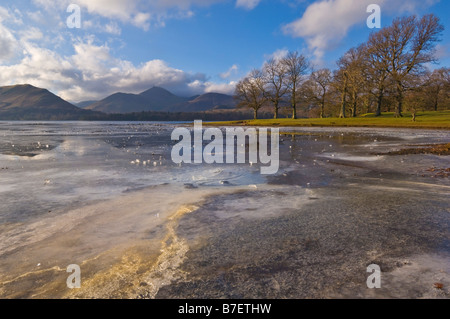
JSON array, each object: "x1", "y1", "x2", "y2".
[{"x1": 0, "y1": 0, "x2": 449, "y2": 103}]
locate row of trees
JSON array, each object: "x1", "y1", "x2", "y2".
[{"x1": 235, "y1": 14, "x2": 449, "y2": 119}]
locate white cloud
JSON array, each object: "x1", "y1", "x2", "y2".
[
  {"x1": 152, "y1": 0, "x2": 223, "y2": 9},
  {"x1": 19, "y1": 27, "x2": 44, "y2": 41},
  {"x1": 0, "y1": 7, "x2": 21, "y2": 62},
  {"x1": 27, "y1": 10, "x2": 46, "y2": 24},
  {"x1": 0, "y1": 6, "x2": 23, "y2": 25},
  {"x1": 132, "y1": 12, "x2": 152, "y2": 30},
  {"x1": 104, "y1": 22, "x2": 122, "y2": 35},
  {"x1": 83, "y1": 20, "x2": 122, "y2": 35},
  {"x1": 236, "y1": 0, "x2": 262, "y2": 10},
  {"x1": 204, "y1": 81, "x2": 237, "y2": 95},
  {"x1": 77, "y1": 0, "x2": 140, "y2": 21},
  {"x1": 0, "y1": 24, "x2": 18, "y2": 62},
  {"x1": 32, "y1": 0, "x2": 223, "y2": 31},
  {"x1": 265, "y1": 48, "x2": 289, "y2": 62},
  {"x1": 283, "y1": 0, "x2": 440, "y2": 61},
  {"x1": 283, "y1": 0, "x2": 372, "y2": 60},
  {"x1": 189, "y1": 80, "x2": 236, "y2": 95},
  {"x1": 220, "y1": 64, "x2": 238, "y2": 79}
]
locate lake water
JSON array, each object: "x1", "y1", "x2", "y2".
[{"x1": 0, "y1": 121, "x2": 449, "y2": 298}]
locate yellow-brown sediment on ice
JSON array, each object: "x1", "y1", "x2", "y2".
[{"x1": 65, "y1": 204, "x2": 198, "y2": 299}]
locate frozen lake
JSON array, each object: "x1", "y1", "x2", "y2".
[{"x1": 0, "y1": 121, "x2": 449, "y2": 298}]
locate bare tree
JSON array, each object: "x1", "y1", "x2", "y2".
[
  {"x1": 337, "y1": 45, "x2": 368, "y2": 117},
  {"x1": 425, "y1": 67, "x2": 449, "y2": 111},
  {"x1": 309, "y1": 69, "x2": 332, "y2": 118},
  {"x1": 234, "y1": 69, "x2": 267, "y2": 120},
  {"x1": 367, "y1": 32, "x2": 391, "y2": 116},
  {"x1": 339, "y1": 70, "x2": 349, "y2": 118},
  {"x1": 403, "y1": 72, "x2": 428, "y2": 120},
  {"x1": 281, "y1": 51, "x2": 310, "y2": 119},
  {"x1": 262, "y1": 58, "x2": 289, "y2": 119},
  {"x1": 369, "y1": 14, "x2": 444, "y2": 117}
]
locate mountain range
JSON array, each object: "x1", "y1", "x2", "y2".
[
  {"x1": 0, "y1": 84, "x2": 238, "y2": 120},
  {"x1": 82, "y1": 86, "x2": 236, "y2": 113}
]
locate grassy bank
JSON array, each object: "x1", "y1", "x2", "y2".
[{"x1": 205, "y1": 110, "x2": 450, "y2": 129}]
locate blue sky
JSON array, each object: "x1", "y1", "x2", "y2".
[{"x1": 0, "y1": 0, "x2": 448, "y2": 102}]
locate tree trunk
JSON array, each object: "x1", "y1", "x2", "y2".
[
  {"x1": 292, "y1": 95, "x2": 297, "y2": 119},
  {"x1": 254, "y1": 108, "x2": 258, "y2": 120},
  {"x1": 365, "y1": 98, "x2": 371, "y2": 114},
  {"x1": 339, "y1": 73, "x2": 348, "y2": 118},
  {"x1": 351, "y1": 89, "x2": 357, "y2": 117},
  {"x1": 352, "y1": 91, "x2": 357, "y2": 117},
  {"x1": 375, "y1": 90, "x2": 383, "y2": 116},
  {"x1": 395, "y1": 83, "x2": 403, "y2": 118},
  {"x1": 339, "y1": 93, "x2": 346, "y2": 118},
  {"x1": 320, "y1": 103, "x2": 324, "y2": 118},
  {"x1": 434, "y1": 86, "x2": 441, "y2": 111},
  {"x1": 320, "y1": 95, "x2": 325, "y2": 118},
  {"x1": 273, "y1": 101, "x2": 279, "y2": 119},
  {"x1": 291, "y1": 83, "x2": 297, "y2": 119},
  {"x1": 395, "y1": 99, "x2": 403, "y2": 117}
]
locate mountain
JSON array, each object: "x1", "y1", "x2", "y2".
[
  {"x1": 0, "y1": 84, "x2": 96, "y2": 120},
  {"x1": 75, "y1": 100, "x2": 97, "y2": 109},
  {"x1": 139, "y1": 87, "x2": 189, "y2": 110},
  {"x1": 173, "y1": 92, "x2": 236, "y2": 112},
  {"x1": 87, "y1": 87, "x2": 235, "y2": 114},
  {"x1": 85, "y1": 93, "x2": 153, "y2": 114},
  {"x1": 86, "y1": 87, "x2": 190, "y2": 114}
]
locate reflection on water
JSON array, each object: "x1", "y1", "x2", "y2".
[{"x1": 0, "y1": 122, "x2": 449, "y2": 298}]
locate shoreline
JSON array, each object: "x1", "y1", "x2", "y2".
[
  {"x1": 203, "y1": 121, "x2": 450, "y2": 130},
  {"x1": 202, "y1": 110, "x2": 450, "y2": 130}
]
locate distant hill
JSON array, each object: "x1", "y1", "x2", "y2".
[
  {"x1": 171, "y1": 92, "x2": 236, "y2": 112},
  {"x1": 87, "y1": 86, "x2": 236, "y2": 114},
  {"x1": 85, "y1": 93, "x2": 153, "y2": 114},
  {"x1": 0, "y1": 84, "x2": 98, "y2": 120},
  {"x1": 75, "y1": 100, "x2": 97, "y2": 108},
  {"x1": 139, "y1": 87, "x2": 189, "y2": 110}
]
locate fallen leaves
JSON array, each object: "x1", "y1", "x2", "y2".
[
  {"x1": 424, "y1": 167, "x2": 450, "y2": 178},
  {"x1": 433, "y1": 282, "x2": 444, "y2": 290},
  {"x1": 378, "y1": 143, "x2": 450, "y2": 156}
]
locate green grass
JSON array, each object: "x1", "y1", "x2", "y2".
[{"x1": 205, "y1": 110, "x2": 450, "y2": 129}]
